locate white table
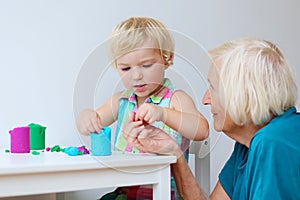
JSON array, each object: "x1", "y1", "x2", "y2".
[{"x1": 0, "y1": 150, "x2": 176, "y2": 199}]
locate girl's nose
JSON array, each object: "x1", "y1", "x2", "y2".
[
  {"x1": 202, "y1": 89, "x2": 211, "y2": 105},
  {"x1": 132, "y1": 68, "x2": 143, "y2": 80}
]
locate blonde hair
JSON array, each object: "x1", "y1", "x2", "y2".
[
  {"x1": 109, "y1": 17, "x2": 174, "y2": 67},
  {"x1": 209, "y1": 38, "x2": 297, "y2": 126}
]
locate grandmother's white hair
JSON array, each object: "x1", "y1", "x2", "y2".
[{"x1": 209, "y1": 38, "x2": 297, "y2": 126}]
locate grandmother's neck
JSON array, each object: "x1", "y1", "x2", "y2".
[{"x1": 226, "y1": 122, "x2": 267, "y2": 148}]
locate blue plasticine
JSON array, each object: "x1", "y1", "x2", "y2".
[
  {"x1": 91, "y1": 126, "x2": 112, "y2": 156},
  {"x1": 64, "y1": 146, "x2": 79, "y2": 156}
]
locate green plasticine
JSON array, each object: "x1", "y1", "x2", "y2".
[{"x1": 32, "y1": 151, "x2": 40, "y2": 155}]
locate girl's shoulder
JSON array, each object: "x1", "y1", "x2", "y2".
[
  {"x1": 172, "y1": 89, "x2": 189, "y2": 96},
  {"x1": 170, "y1": 90, "x2": 195, "y2": 109},
  {"x1": 105, "y1": 91, "x2": 125, "y2": 108},
  {"x1": 111, "y1": 91, "x2": 125, "y2": 100}
]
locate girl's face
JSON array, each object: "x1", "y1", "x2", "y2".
[{"x1": 116, "y1": 48, "x2": 167, "y2": 102}]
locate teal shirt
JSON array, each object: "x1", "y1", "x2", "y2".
[{"x1": 219, "y1": 107, "x2": 300, "y2": 199}]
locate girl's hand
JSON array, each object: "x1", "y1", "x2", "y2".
[
  {"x1": 123, "y1": 112, "x2": 182, "y2": 157},
  {"x1": 135, "y1": 103, "x2": 166, "y2": 124},
  {"x1": 76, "y1": 109, "x2": 102, "y2": 135},
  {"x1": 122, "y1": 112, "x2": 144, "y2": 144}
]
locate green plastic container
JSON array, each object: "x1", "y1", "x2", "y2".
[{"x1": 28, "y1": 123, "x2": 46, "y2": 150}]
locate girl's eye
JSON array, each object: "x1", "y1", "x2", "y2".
[
  {"x1": 142, "y1": 64, "x2": 153, "y2": 68},
  {"x1": 121, "y1": 67, "x2": 131, "y2": 71}
]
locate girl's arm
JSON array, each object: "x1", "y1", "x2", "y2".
[
  {"x1": 135, "y1": 90, "x2": 208, "y2": 140},
  {"x1": 166, "y1": 90, "x2": 209, "y2": 141},
  {"x1": 95, "y1": 92, "x2": 121, "y2": 126},
  {"x1": 76, "y1": 92, "x2": 121, "y2": 135}
]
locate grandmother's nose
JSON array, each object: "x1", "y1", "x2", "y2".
[{"x1": 202, "y1": 90, "x2": 211, "y2": 105}]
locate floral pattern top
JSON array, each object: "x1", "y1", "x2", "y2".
[{"x1": 114, "y1": 78, "x2": 190, "y2": 156}]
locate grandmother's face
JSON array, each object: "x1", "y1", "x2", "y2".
[{"x1": 202, "y1": 64, "x2": 235, "y2": 133}]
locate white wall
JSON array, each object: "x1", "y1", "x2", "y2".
[{"x1": 1, "y1": 0, "x2": 299, "y2": 199}]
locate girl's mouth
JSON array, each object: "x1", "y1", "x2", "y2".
[{"x1": 134, "y1": 84, "x2": 147, "y2": 92}]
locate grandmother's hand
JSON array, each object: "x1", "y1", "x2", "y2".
[{"x1": 123, "y1": 112, "x2": 182, "y2": 157}]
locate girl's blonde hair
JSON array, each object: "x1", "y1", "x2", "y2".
[
  {"x1": 109, "y1": 17, "x2": 174, "y2": 67},
  {"x1": 209, "y1": 38, "x2": 297, "y2": 126}
]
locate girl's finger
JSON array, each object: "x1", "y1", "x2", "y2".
[
  {"x1": 124, "y1": 124, "x2": 144, "y2": 141},
  {"x1": 129, "y1": 112, "x2": 136, "y2": 121},
  {"x1": 132, "y1": 120, "x2": 144, "y2": 127},
  {"x1": 91, "y1": 118, "x2": 101, "y2": 133}
]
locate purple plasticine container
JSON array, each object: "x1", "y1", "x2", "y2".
[{"x1": 9, "y1": 126, "x2": 30, "y2": 153}]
